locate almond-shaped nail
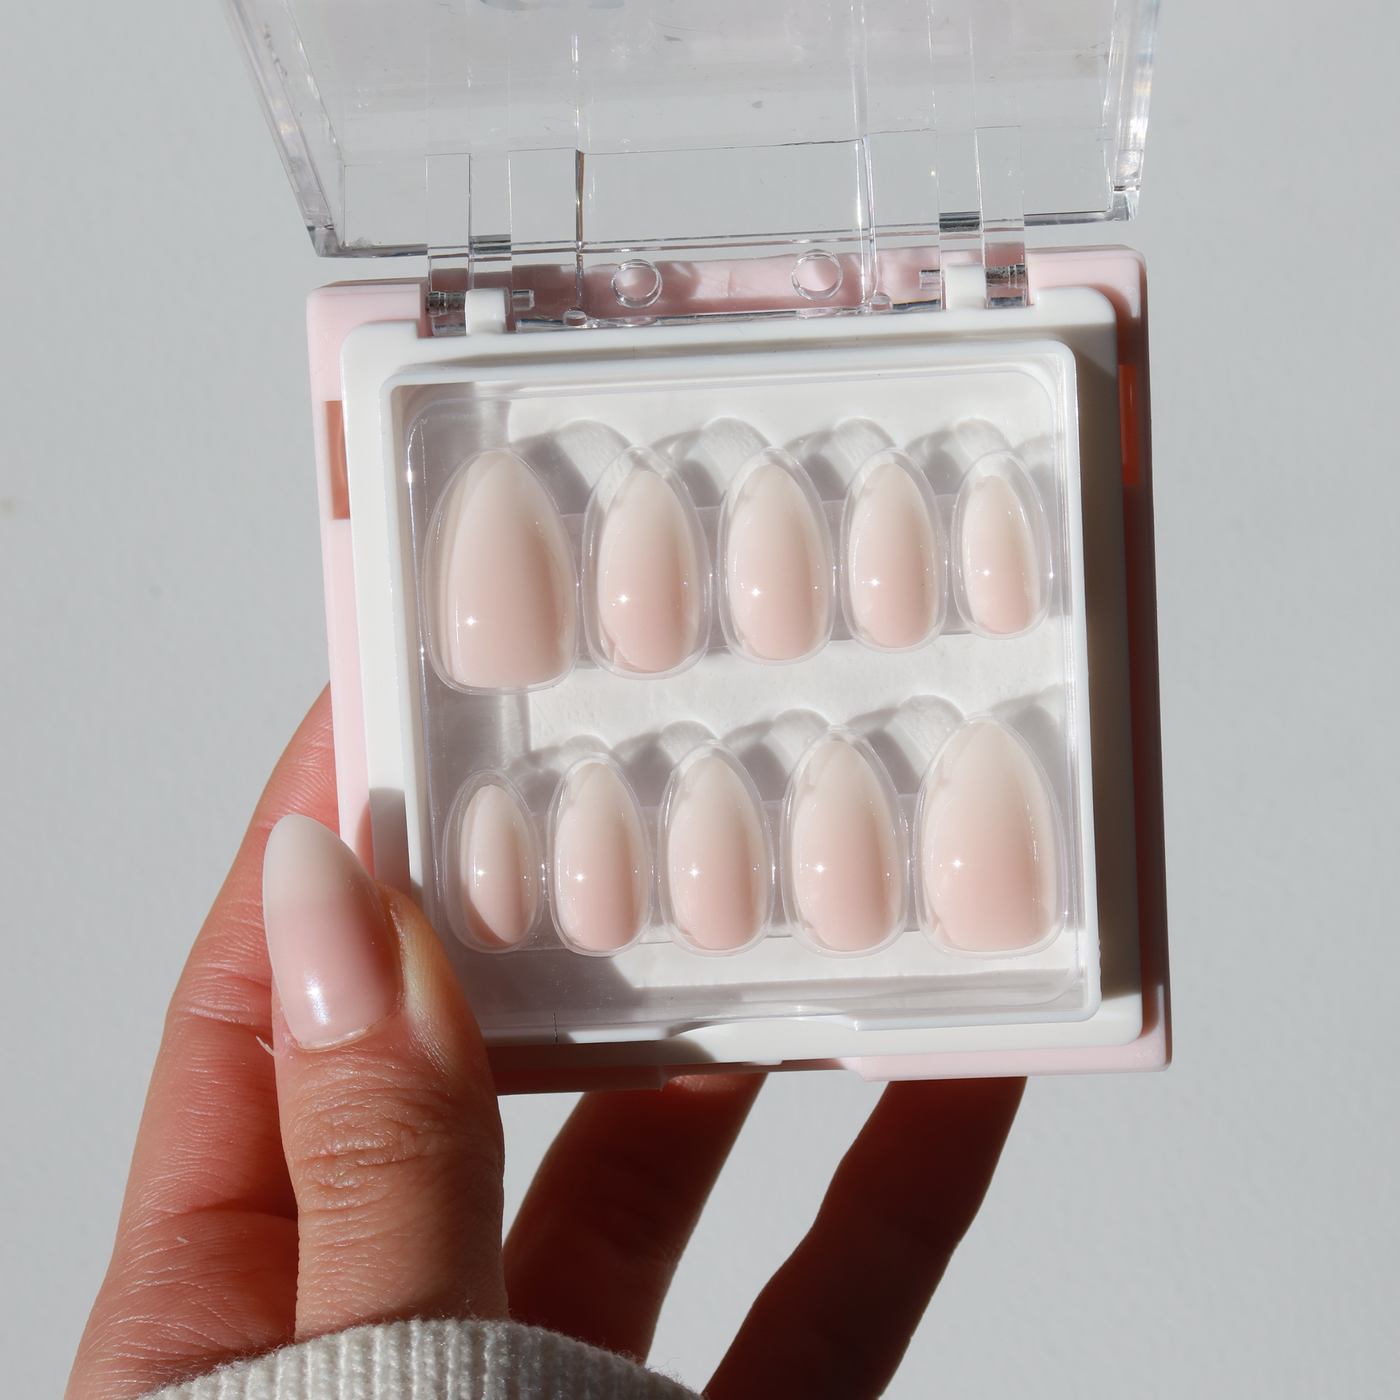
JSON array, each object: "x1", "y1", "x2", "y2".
[
  {"x1": 955, "y1": 456, "x2": 1049, "y2": 638},
  {"x1": 918, "y1": 720, "x2": 1063, "y2": 953},
  {"x1": 595, "y1": 464, "x2": 706, "y2": 675},
  {"x1": 263, "y1": 814, "x2": 400, "y2": 1048},
  {"x1": 723, "y1": 452, "x2": 833, "y2": 662},
  {"x1": 427, "y1": 450, "x2": 577, "y2": 690},
  {"x1": 786, "y1": 735, "x2": 907, "y2": 953}
]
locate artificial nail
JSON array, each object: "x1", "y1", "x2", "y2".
[
  {"x1": 450, "y1": 781, "x2": 541, "y2": 949},
  {"x1": 723, "y1": 453, "x2": 832, "y2": 662},
  {"x1": 262, "y1": 814, "x2": 399, "y2": 1048},
  {"x1": 786, "y1": 736, "x2": 906, "y2": 952},
  {"x1": 428, "y1": 450, "x2": 577, "y2": 689},
  {"x1": 595, "y1": 465, "x2": 705, "y2": 674},
  {"x1": 919, "y1": 720, "x2": 1063, "y2": 953},
  {"x1": 957, "y1": 461, "x2": 1046, "y2": 636},
  {"x1": 664, "y1": 749, "x2": 771, "y2": 951},
  {"x1": 552, "y1": 760, "x2": 652, "y2": 952},
  {"x1": 845, "y1": 455, "x2": 944, "y2": 649}
]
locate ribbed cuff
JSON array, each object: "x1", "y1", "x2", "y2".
[{"x1": 139, "y1": 1317, "x2": 702, "y2": 1400}]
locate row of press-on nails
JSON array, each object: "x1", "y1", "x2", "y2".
[
  {"x1": 442, "y1": 718, "x2": 1065, "y2": 960},
  {"x1": 422, "y1": 443, "x2": 1052, "y2": 693}
]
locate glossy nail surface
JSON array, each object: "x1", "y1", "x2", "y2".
[
  {"x1": 787, "y1": 737, "x2": 906, "y2": 952},
  {"x1": 724, "y1": 457, "x2": 832, "y2": 661},
  {"x1": 846, "y1": 457, "x2": 944, "y2": 649},
  {"x1": 596, "y1": 468, "x2": 704, "y2": 673},
  {"x1": 451, "y1": 782, "x2": 540, "y2": 949},
  {"x1": 919, "y1": 720, "x2": 1062, "y2": 953},
  {"x1": 665, "y1": 750, "x2": 771, "y2": 951},
  {"x1": 429, "y1": 450, "x2": 577, "y2": 689},
  {"x1": 552, "y1": 761, "x2": 652, "y2": 952},
  {"x1": 262, "y1": 814, "x2": 399, "y2": 1048},
  {"x1": 959, "y1": 470, "x2": 1043, "y2": 636}
]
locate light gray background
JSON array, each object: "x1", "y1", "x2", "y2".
[{"x1": 2, "y1": 2, "x2": 1395, "y2": 1396}]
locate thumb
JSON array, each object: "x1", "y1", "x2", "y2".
[{"x1": 262, "y1": 814, "x2": 508, "y2": 1339}]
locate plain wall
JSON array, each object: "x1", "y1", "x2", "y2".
[{"x1": 2, "y1": 2, "x2": 1395, "y2": 1396}]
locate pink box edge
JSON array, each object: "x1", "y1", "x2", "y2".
[{"x1": 304, "y1": 253, "x2": 1172, "y2": 1091}]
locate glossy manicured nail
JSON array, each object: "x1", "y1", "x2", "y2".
[
  {"x1": 595, "y1": 465, "x2": 705, "y2": 674},
  {"x1": 262, "y1": 814, "x2": 399, "y2": 1048},
  {"x1": 451, "y1": 781, "x2": 541, "y2": 949},
  {"x1": 723, "y1": 453, "x2": 833, "y2": 662},
  {"x1": 919, "y1": 720, "x2": 1063, "y2": 953},
  {"x1": 958, "y1": 465, "x2": 1045, "y2": 636},
  {"x1": 551, "y1": 760, "x2": 652, "y2": 952},
  {"x1": 428, "y1": 450, "x2": 577, "y2": 690},
  {"x1": 786, "y1": 735, "x2": 906, "y2": 953},
  {"x1": 664, "y1": 748, "x2": 771, "y2": 951},
  {"x1": 845, "y1": 455, "x2": 944, "y2": 649}
]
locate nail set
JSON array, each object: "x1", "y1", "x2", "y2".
[
  {"x1": 423, "y1": 439, "x2": 1051, "y2": 696},
  {"x1": 432, "y1": 435, "x2": 1065, "y2": 959},
  {"x1": 445, "y1": 714, "x2": 1063, "y2": 964},
  {"x1": 370, "y1": 333, "x2": 1101, "y2": 1050}
]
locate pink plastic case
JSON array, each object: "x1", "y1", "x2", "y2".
[
  {"x1": 302, "y1": 250, "x2": 1169, "y2": 1091},
  {"x1": 226, "y1": 0, "x2": 1170, "y2": 1089}
]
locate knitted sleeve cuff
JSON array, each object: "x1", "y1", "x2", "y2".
[{"x1": 138, "y1": 1317, "x2": 703, "y2": 1400}]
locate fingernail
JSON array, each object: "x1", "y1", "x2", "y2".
[{"x1": 263, "y1": 814, "x2": 400, "y2": 1049}]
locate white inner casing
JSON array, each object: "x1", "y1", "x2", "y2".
[{"x1": 339, "y1": 288, "x2": 1143, "y2": 1068}]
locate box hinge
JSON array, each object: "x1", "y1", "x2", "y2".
[
  {"x1": 931, "y1": 125, "x2": 1027, "y2": 312},
  {"x1": 976, "y1": 126, "x2": 1027, "y2": 308},
  {"x1": 423, "y1": 132, "x2": 1023, "y2": 331}
]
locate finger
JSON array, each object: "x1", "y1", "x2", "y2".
[
  {"x1": 707, "y1": 1076, "x2": 1025, "y2": 1400},
  {"x1": 265, "y1": 815, "x2": 508, "y2": 1338},
  {"x1": 503, "y1": 1072, "x2": 763, "y2": 1360},
  {"x1": 69, "y1": 688, "x2": 338, "y2": 1400}
]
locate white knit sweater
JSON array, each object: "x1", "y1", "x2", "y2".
[{"x1": 139, "y1": 1318, "x2": 702, "y2": 1400}]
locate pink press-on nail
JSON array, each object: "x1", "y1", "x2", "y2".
[
  {"x1": 427, "y1": 449, "x2": 577, "y2": 690},
  {"x1": 785, "y1": 734, "x2": 907, "y2": 953},
  {"x1": 551, "y1": 759, "x2": 652, "y2": 953},
  {"x1": 918, "y1": 719, "x2": 1064, "y2": 954},
  {"x1": 955, "y1": 455, "x2": 1049, "y2": 637},
  {"x1": 262, "y1": 814, "x2": 399, "y2": 1048},
  {"x1": 722, "y1": 451, "x2": 833, "y2": 663},
  {"x1": 448, "y1": 780, "x2": 541, "y2": 950},
  {"x1": 663, "y1": 747, "x2": 772, "y2": 952},
  {"x1": 844, "y1": 452, "x2": 946, "y2": 650},
  {"x1": 592, "y1": 456, "x2": 706, "y2": 675}
]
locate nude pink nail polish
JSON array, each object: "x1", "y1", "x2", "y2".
[
  {"x1": 427, "y1": 450, "x2": 578, "y2": 690},
  {"x1": 594, "y1": 466, "x2": 705, "y2": 674},
  {"x1": 956, "y1": 461, "x2": 1047, "y2": 637},
  {"x1": 551, "y1": 759, "x2": 652, "y2": 953},
  {"x1": 918, "y1": 720, "x2": 1063, "y2": 954},
  {"x1": 450, "y1": 781, "x2": 541, "y2": 949},
  {"x1": 722, "y1": 452, "x2": 833, "y2": 662},
  {"x1": 262, "y1": 814, "x2": 399, "y2": 1048},
  {"x1": 663, "y1": 748, "x2": 771, "y2": 952},
  {"x1": 844, "y1": 454, "x2": 945, "y2": 650},
  {"x1": 785, "y1": 735, "x2": 907, "y2": 953}
]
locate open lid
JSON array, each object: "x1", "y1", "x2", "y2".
[{"x1": 224, "y1": 0, "x2": 1157, "y2": 328}]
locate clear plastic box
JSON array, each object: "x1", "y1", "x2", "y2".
[{"x1": 225, "y1": 0, "x2": 1170, "y2": 1086}]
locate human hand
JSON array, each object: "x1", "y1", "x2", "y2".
[{"x1": 66, "y1": 687, "x2": 1024, "y2": 1400}]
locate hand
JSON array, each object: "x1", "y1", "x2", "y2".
[{"x1": 66, "y1": 688, "x2": 1024, "y2": 1400}]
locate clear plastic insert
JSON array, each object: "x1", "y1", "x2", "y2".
[{"x1": 401, "y1": 349, "x2": 1090, "y2": 1042}]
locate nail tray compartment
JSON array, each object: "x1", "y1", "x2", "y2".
[{"x1": 381, "y1": 335, "x2": 1098, "y2": 1050}]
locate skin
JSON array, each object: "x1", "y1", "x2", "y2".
[{"x1": 66, "y1": 686, "x2": 1024, "y2": 1400}]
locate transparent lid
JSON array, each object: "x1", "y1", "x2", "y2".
[{"x1": 225, "y1": 0, "x2": 1156, "y2": 323}]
